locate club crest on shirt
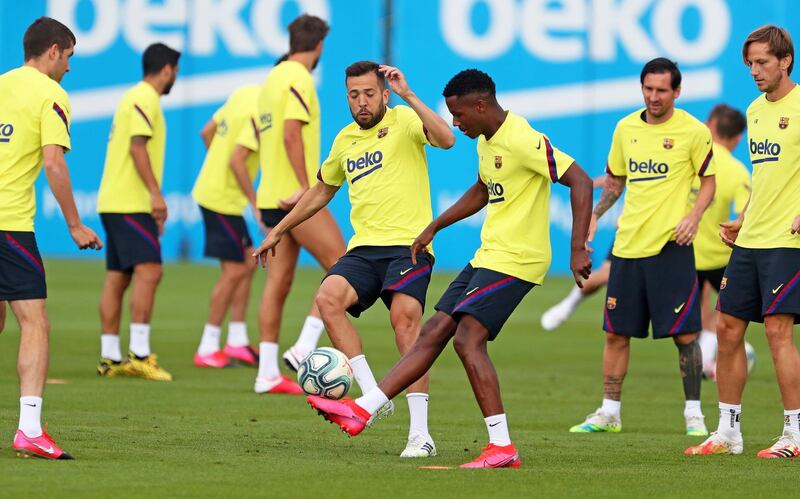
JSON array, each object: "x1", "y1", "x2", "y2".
[
  {"x1": 494, "y1": 155, "x2": 502, "y2": 169},
  {"x1": 720, "y1": 277, "x2": 727, "y2": 290},
  {"x1": 663, "y1": 138, "x2": 674, "y2": 149},
  {"x1": 377, "y1": 127, "x2": 389, "y2": 139},
  {"x1": 779, "y1": 117, "x2": 790, "y2": 129},
  {"x1": 607, "y1": 297, "x2": 617, "y2": 310}
]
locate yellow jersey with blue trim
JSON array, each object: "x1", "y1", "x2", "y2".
[
  {"x1": 256, "y1": 60, "x2": 320, "y2": 209},
  {"x1": 737, "y1": 85, "x2": 800, "y2": 249},
  {"x1": 607, "y1": 108, "x2": 716, "y2": 258},
  {"x1": 471, "y1": 112, "x2": 574, "y2": 284},
  {"x1": 318, "y1": 105, "x2": 432, "y2": 251},
  {"x1": 0, "y1": 66, "x2": 71, "y2": 231},
  {"x1": 193, "y1": 85, "x2": 261, "y2": 215},
  {"x1": 690, "y1": 143, "x2": 750, "y2": 270},
  {"x1": 97, "y1": 81, "x2": 166, "y2": 213}
]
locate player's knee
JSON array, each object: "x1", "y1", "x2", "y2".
[
  {"x1": 605, "y1": 332, "x2": 629, "y2": 348},
  {"x1": 453, "y1": 329, "x2": 483, "y2": 360},
  {"x1": 390, "y1": 309, "x2": 420, "y2": 338},
  {"x1": 417, "y1": 314, "x2": 455, "y2": 347},
  {"x1": 135, "y1": 264, "x2": 163, "y2": 285},
  {"x1": 672, "y1": 333, "x2": 697, "y2": 347},
  {"x1": 314, "y1": 287, "x2": 345, "y2": 318},
  {"x1": 764, "y1": 320, "x2": 794, "y2": 348}
]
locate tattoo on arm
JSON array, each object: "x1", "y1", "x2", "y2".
[
  {"x1": 593, "y1": 174, "x2": 625, "y2": 219},
  {"x1": 603, "y1": 374, "x2": 626, "y2": 401}
]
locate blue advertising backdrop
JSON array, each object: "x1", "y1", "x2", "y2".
[{"x1": 1, "y1": 0, "x2": 798, "y2": 276}]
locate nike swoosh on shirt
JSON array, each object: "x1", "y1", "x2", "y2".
[
  {"x1": 536, "y1": 138, "x2": 542, "y2": 150},
  {"x1": 399, "y1": 267, "x2": 414, "y2": 276},
  {"x1": 773, "y1": 284, "x2": 784, "y2": 294},
  {"x1": 674, "y1": 302, "x2": 685, "y2": 314},
  {"x1": 32, "y1": 443, "x2": 55, "y2": 454},
  {"x1": 465, "y1": 286, "x2": 480, "y2": 296}
]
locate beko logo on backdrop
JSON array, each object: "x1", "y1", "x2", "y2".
[
  {"x1": 48, "y1": 0, "x2": 329, "y2": 56},
  {"x1": 441, "y1": 0, "x2": 730, "y2": 64}
]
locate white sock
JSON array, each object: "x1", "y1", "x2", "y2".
[
  {"x1": 226, "y1": 321, "x2": 249, "y2": 347},
  {"x1": 356, "y1": 387, "x2": 390, "y2": 415},
  {"x1": 129, "y1": 323, "x2": 151, "y2": 358},
  {"x1": 601, "y1": 398, "x2": 621, "y2": 417},
  {"x1": 485, "y1": 413, "x2": 511, "y2": 446},
  {"x1": 717, "y1": 402, "x2": 742, "y2": 436},
  {"x1": 407, "y1": 393, "x2": 430, "y2": 437},
  {"x1": 294, "y1": 316, "x2": 325, "y2": 352},
  {"x1": 784, "y1": 408, "x2": 800, "y2": 436},
  {"x1": 257, "y1": 341, "x2": 279, "y2": 379},
  {"x1": 19, "y1": 396, "x2": 43, "y2": 437},
  {"x1": 349, "y1": 354, "x2": 378, "y2": 394},
  {"x1": 684, "y1": 400, "x2": 703, "y2": 417},
  {"x1": 698, "y1": 330, "x2": 718, "y2": 364},
  {"x1": 101, "y1": 334, "x2": 122, "y2": 362},
  {"x1": 198, "y1": 324, "x2": 221, "y2": 355},
  {"x1": 563, "y1": 286, "x2": 584, "y2": 309}
]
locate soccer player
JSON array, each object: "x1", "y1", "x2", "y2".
[
  {"x1": 570, "y1": 58, "x2": 716, "y2": 436},
  {"x1": 296, "y1": 69, "x2": 593, "y2": 468},
  {"x1": 96, "y1": 43, "x2": 180, "y2": 381},
  {"x1": 191, "y1": 84, "x2": 262, "y2": 368},
  {"x1": 690, "y1": 104, "x2": 752, "y2": 378},
  {"x1": 2, "y1": 17, "x2": 103, "y2": 459},
  {"x1": 254, "y1": 61, "x2": 455, "y2": 456},
  {"x1": 687, "y1": 25, "x2": 800, "y2": 458},
  {"x1": 254, "y1": 15, "x2": 346, "y2": 394}
]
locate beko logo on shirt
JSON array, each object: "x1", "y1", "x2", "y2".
[
  {"x1": 628, "y1": 158, "x2": 668, "y2": 174},
  {"x1": 487, "y1": 179, "x2": 505, "y2": 203},
  {"x1": 749, "y1": 138, "x2": 781, "y2": 164},
  {"x1": 0, "y1": 122, "x2": 14, "y2": 143},
  {"x1": 347, "y1": 150, "x2": 383, "y2": 183}
]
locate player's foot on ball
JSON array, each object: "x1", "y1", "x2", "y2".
[
  {"x1": 124, "y1": 352, "x2": 173, "y2": 381},
  {"x1": 685, "y1": 431, "x2": 743, "y2": 455},
  {"x1": 400, "y1": 432, "x2": 437, "y2": 458},
  {"x1": 460, "y1": 443, "x2": 521, "y2": 469},
  {"x1": 540, "y1": 301, "x2": 575, "y2": 331},
  {"x1": 281, "y1": 346, "x2": 308, "y2": 372},
  {"x1": 307, "y1": 396, "x2": 369, "y2": 436},
  {"x1": 685, "y1": 414, "x2": 709, "y2": 437},
  {"x1": 97, "y1": 358, "x2": 127, "y2": 377},
  {"x1": 569, "y1": 410, "x2": 622, "y2": 433},
  {"x1": 366, "y1": 400, "x2": 395, "y2": 427},
  {"x1": 193, "y1": 350, "x2": 231, "y2": 368},
  {"x1": 254, "y1": 374, "x2": 303, "y2": 394},
  {"x1": 223, "y1": 344, "x2": 259, "y2": 366},
  {"x1": 13, "y1": 429, "x2": 74, "y2": 460},
  {"x1": 756, "y1": 430, "x2": 800, "y2": 459}
]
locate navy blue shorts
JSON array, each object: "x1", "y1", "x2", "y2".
[
  {"x1": 0, "y1": 231, "x2": 46, "y2": 300},
  {"x1": 100, "y1": 213, "x2": 161, "y2": 272},
  {"x1": 260, "y1": 208, "x2": 289, "y2": 228},
  {"x1": 199, "y1": 206, "x2": 252, "y2": 262},
  {"x1": 325, "y1": 246, "x2": 433, "y2": 318},
  {"x1": 604, "y1": 241, "x2": 701, "y2": 339},
  {"x1": 435, "y1": 264, "x2": 534, "y2": 341},
  {"x1": 717, "y1": 246, "x2": 800, "y2": 324},
  {"x1": 697, "y1": 267, "x2": 726, "y2": 293}
]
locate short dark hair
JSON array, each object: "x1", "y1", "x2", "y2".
[
  {"x1": 708, "y1": 104, "x2": 746, "y2": 140},
  {"x1": 743, "y1": 25, "x2": 794, "y2": 76},
  {"x1": 274, "y1": 53, "x2": 289, "y2": 66},
  {"x1": 288, "y1": 14, "x2": 329, "y2": 53},
  {"x1": 640, "y1": 58, "x2": 681, "y2": 89},
  {"x1": 142, "y1": 43, "x2": 181, "y2": 76},
  {"x1": 442, "y1": 69, "x2": 496, "y2": 98},
  {"x1": 345, "y1": 60, "x2": 384, "y2": 87},
  {"x1": 23, "y1": 17, "x2": 76, "y2": 61}
]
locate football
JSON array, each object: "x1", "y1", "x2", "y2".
[
  {"x1": 745, "y1": 341, "x2": 756, "y2": 375},
  {"x1": 297, "y1": 347, "x2": 353, "y2": 399}
]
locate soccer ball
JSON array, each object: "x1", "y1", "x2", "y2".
[
  {"x1": 745, "y1": 341, "x2": 756, "y2": 375},
  {"x1": 297, "y1": 347, "x2": 353, "y2": 399}
]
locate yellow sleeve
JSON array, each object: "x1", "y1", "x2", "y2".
[
  {"x1": 283, "y1": 78, "x2": 312, "y2": 123},
  {"x1": 605, "y1": 124, "x2": 625, "y2": 176},
  {"x1": 130, "y1": 95, "x2": 157, "y2": 138},
  {"x1": 211, "y1": 102, "x2": 226, "y2": 124},
  {"x1": 41, "y1": 87, "x2": 71, "y2": 151},
  {"x1": 692, "y1": 126, "x2": 715, "y2": 177},
  {"x1": 318, "y1": 138, "x2": 345, "y2": 187},
  {"x1": 399, "y1": 107, "x2": 429, "y2": 145},
  {"x1": 732, "y1": 165, "x2": 752, "y2": 215},
  {"x1": 525, "y1": 133, "x2": 574, "y2": 183},
  {"x1": 235, "y1": 114, "x2": 260, "y2": 153}
]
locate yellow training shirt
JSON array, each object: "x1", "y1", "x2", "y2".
[
  {"x1": 256, "y1": 60, "x2": 319, "y2": 209},
  {"x1": 97, "y1": 81, "x2": 166, "y2": 213},
  {"x1": 607, "y1": 108, "x2": 716, "y2": 258},
  {"x1": 690, "y1": 143, "x2": 750, "y2": 270},
  {"x1": 737, "y1": 85, "x2": 800, "y2": 249},
  {"x1": 0, "y1": 66, "x2": 71, "y2": 231},
  {"x1": 471, "y1": 112, "x2": 574, "y2": 284},
  {"x1": 319, "y1": 105, "x2": 432, "y2": 251},
  {"x1": 193, "y1": 85, "x2": 261, "y2": 215}
]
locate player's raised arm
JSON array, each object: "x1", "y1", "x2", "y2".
[
  {"x1": 558, "y1": 161, "x2": 593, "y2": 285},
  {"x1": 379, "y1": 65, "x2": 455, "y2": 149}
]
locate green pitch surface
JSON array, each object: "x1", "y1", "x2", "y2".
[{"x1": 0, "y1": 261, "x2": 796, "y2": 497}]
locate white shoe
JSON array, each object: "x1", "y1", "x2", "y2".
[
  {"x1": 685, "y1": 431, "x2": 743, "y2": 455},
  {"x1": 366, "y1": 400, "x2": 395, "y2": 427},
  {"x1": 685, "y1": 413, "x2": 709, "y2": 436},
  {"x1": 569, "y1": 409, "x2": 622, "y2": 433},
  {"x1": 254, "y1": 376, "x2": 280, "y2": 394},
  {"x1": 400, "y1": 432, "x2": 437, "y2": 458},
  {"x1": 540, "y1": 301, "x2": 575, "y2": 331},
  {"x1": 282, "y1": 346, "x2": 308, "y2": 372}
]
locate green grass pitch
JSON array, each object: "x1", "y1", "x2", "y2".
[{"x1": 0, "y1": 261, "x2": 797, "y2": 497}]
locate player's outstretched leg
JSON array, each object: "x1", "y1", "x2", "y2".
[{"x1": 571, "y1": 332, "x2": 627, "y2": 433}]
